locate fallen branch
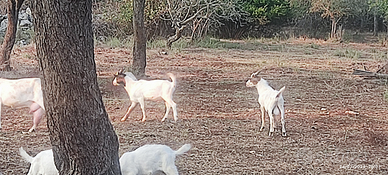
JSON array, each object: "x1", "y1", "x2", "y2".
[{"x1": 352, "y1": 69, "x2": 388, "y2": 79}]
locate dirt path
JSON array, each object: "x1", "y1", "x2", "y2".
[{"x1": 0, "y1": 40, "x2": 387, "y2": 174}]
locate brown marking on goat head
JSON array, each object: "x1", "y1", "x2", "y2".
[
  {"x1": 113, "y1": 69, "x2": 127, "y2": 86},
  {"x1": 249, "y1": 77, "x2": 260, "y2": 85}
]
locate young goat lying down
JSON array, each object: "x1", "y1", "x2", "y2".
[
  {"x1": 120, "y1": 144, "x2": 191, "y2": 175},
  {"x1": 113, "y1": 70, "x2": 178, "y2": 122},
  {"x1": 19, "y1": 147, "x2": 58, "y2": 175},
  {"x1": 246, "y1": 71, "x2": 286, "y2": 136},
  {"x1": 0, "y1": 78, "x2": 45, "y2": 132}
]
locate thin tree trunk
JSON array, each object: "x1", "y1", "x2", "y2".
[
  {"x1": 132, "y1": 0, "x2": 146, "y2": 77},
  {"x1": 32, "y1": 0, "x2": 121, "y2": 174},
  {"x1": 167, "y1": 25, "x2": 186, "y2": 48},
  {"x1": 0, "y1": 0, "x2": 24, "y2": 71},
  {"x1": 373, "y1": 12, "x2": 378, "y2": 36},
  {"x1": 331, "y1": 17, "x2": 336, "y2": 39}
]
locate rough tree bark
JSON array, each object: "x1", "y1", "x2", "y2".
[
  {"x1": 132, "y1": 0, "x2": 146, "y2": 77},
  {"x1": 0, "y1": 0, "x2": 24, "y2": 71},
  {"x1": 32, "y1": 0, "x2": 121, "y2": 174}
]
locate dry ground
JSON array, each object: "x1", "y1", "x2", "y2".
[{"x1": 0, "y1": 38, "x2": 387, "y2": 174}]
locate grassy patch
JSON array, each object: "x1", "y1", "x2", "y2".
[
  {"x1": 333, "y1": 49, "x2": 361, "y2": 59},
  {"x1": 384, "y1": 90, "x2": 388, "y2": 102}
]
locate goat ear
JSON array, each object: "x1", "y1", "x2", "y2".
[
  {"x1": 251, "y1": 70, "x2": 261, "y2": 78},
  {"x1": 119, "y1": 68, "x2": 125, "y2": 74}
]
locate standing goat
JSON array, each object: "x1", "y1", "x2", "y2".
[
  {"x1": 0, "y1": 78, "x2": 45, "y2": 132},
  {"x1": 120, "y1": 144, "x2": 191, "y2": 175},
  {"x1": 19, "y1": 147, "x2": 58, "y2": 175},
  {"x1": 112, "y1": 70, "x2": 178, "y2": 122},
  {"x1": 246, "y1": 71, "x2": 286, "y2": 136}
]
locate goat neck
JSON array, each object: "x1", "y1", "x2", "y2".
[{"x1": 254, "y1": 78, "x2": 272, "y2": 94}]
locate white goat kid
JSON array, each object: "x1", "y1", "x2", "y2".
[
  {"x1": 113, "y1": 70, "x2": 178, "y2": 122},
  {"x1": 0, "y1": 78, "x2": 45, "y2": 132},
  {"x1": 246, "y1": 71, "x2": 286, "y2": 136},
  {"x1": 120, "y1": 144, "x2": 191, "y2": 175},
  {"x1": 19, "y1": 147, "x2": 58, "y2": 175}
]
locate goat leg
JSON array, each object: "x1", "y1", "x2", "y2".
[
  {"x1": 161, "y1": 102, "x2": 170, "y2": 122},
  {"x1": 268, "y1": 112, "x2": 275, "y2": 137},
  {"x1": 29, "y1": 107, "x2": 44, "y2": 132},
  {"x1": 260, "y1": 106, "x2": 265, "y2": 131},
  {"x1": 122, "y1": 102, "x2": 137, "y2": 122},
  {"x1": 139, "y1": 100, "x2": 147, "y2": 122},
  {"x1": 280, "y1": 107, "x2": 286, "y2": 137}
]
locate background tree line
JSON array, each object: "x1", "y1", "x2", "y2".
[{"x1": 92, "y1": 0, "x2": 388, "y2": 44}]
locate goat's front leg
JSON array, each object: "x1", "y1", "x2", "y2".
[
  {"x1": 139, "y1": 100, "x2": 147, "y2": 122},
  {"x1": 122, "y1": 102, "x2": 138, "y2": 122},
  {"x1": 260, "y1": 106, "x2": 265, "y2": 131},
  {"x1": 268, "y1": 112, "x2": 274, "y2": 137}
]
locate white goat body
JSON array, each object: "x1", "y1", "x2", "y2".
[
  {"x1": 113, "y1": 71, "x2": 178, "y2": 122},
  {"x1": 19, "y1": 147, "x2": 58, "y2": 175},
  {"x1": 120, "y1": 144, "x2": 191, "y2": 175},
  {"x1": 246, "y1": 77, "x2": 286, "y2": 136},
  {"x1": 0, "y1": 78, "x2": 45, "y2": 132}
]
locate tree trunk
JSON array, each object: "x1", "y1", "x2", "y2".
[
  {"x1": 167, "y1": 25, "x2": 186, "y2": 48},
  {"x1": 31, "y1": 1, "x2": 121, "y2": 174},
  {"x1": 373, "y1": 12, "x2": 378, "y2": 36},
  {"x1": 0, "y1": 0, "x2": 24, "y2": 71},
  {"x1": 132, "y1": 0, "x2": 146, "y2": 77},
  {"x1": 330, "y1": 17, "x2": 337, "y2": 39}
]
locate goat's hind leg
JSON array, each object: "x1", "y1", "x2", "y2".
[
  {"x1": 29, "y1": 107, "x2": 44, "y2": 132},
  {"x1": 162, "y1": 98, "x2": 178, "y2": 122},
  {"x1": 122, "y1": 102, "x2": 138, "y2": 122},
  {"x1": 280, "y1": 106, "x2": 286, "y2": 137},
  {"x1": 161, "y1": 102, "x2": 171, "y2": 122}
]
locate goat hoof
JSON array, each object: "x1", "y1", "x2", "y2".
[
  {"x1": 120, "y1": 119, "x2": 126, "y2": 122},
  {"x1": 259, "y1": 127, "x2": 264, "y2": 132},
  {"x1": 282, "y1": 132, "x2": 287, "y2": 137},
  {"x1": 268, "y1": 132, "x2": 273, "y2": 137}
]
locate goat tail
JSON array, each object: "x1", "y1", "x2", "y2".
[
  {"x1": 276, "y1": 86, "x2": 286, "y2": 98},
  {"x1": 167, "y1": 73, "x2": 176, "y2": 88},
  {"x1": 174, "y1": 144, "x2": 191, "y2": 156},
  {"x1": 19, "y1": 147, "x2": 34, "y2": 163}
]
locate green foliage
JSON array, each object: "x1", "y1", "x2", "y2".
[
  {"x1": 243, "y1": 0, "x2": 291, "y2": 24},
  {"x1": 194, "y1": 37, "x2": 244, "y2": 49},
  {"x1": 118, "y1": 0, "x2": 167, "y2": 26},
  {"x1": 103, "y1": 37, "x2": 132, "y2": 48},
  {"x1": 118, "y1": 1, "x2": 133, "y2": 25},
  {"x1": 333, "y1": 49, "x2": 361, "y2": 59},
  {"x1": 369, "y1": 0, "x2": 388, "y2": 20},
  {"x1": 384, "y1": 90, "x2": 388, "y2": 102},
  {"x1": 147, "y1": 39, "x2": 166, "y2": 49}
]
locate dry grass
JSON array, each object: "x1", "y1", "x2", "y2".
[{"x1": 0, "y1": 39, "x2": 387, "y2": 174}]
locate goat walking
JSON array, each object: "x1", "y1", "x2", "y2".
[
  {"x1": 0, "y1": 78, "x2": 45, "y2": 132},
  {"x1": 113, "y1": 70, "x2": 178, "y2": 122},
  {"x1": 246, "y1": 71, "x2": 286, "y2": 136}
]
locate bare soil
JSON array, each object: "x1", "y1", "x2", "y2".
[{"x1": 1, "y1": 39, "x2": 388, "y2": 174}]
